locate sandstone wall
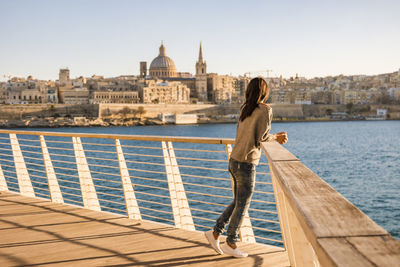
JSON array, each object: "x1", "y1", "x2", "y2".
[{"x1": 0, "y1": 104, "x2": 99, "y2": 119}]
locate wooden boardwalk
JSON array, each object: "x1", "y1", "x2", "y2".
[{"x1": 0, "y1": 192, "x2": 289, "y2": 267}]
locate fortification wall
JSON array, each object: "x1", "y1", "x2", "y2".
[{"x1": 0, "y1": 104, "x2": 99, "y2": 119}]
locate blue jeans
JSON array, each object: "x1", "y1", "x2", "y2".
[{"x1": 213, "y1": 158, "x2": 256, "y2": 244}]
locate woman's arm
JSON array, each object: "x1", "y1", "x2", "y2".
[{"x1": 258, "y1": 104, "x2": 288, "y2": 144}]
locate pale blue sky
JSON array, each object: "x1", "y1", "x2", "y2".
[{"x1": 1, "y1": 0, "x2": 399, "y2": 81}]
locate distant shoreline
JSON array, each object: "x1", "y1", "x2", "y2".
[{"x1": 0, "y1": 117, "x2": 396, "y2": 129}]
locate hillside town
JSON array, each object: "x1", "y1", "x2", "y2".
[{"x1": 1, "y1": 43, "x2": 400, "y2": 107}]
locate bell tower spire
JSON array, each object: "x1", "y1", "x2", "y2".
[
  {"x1": 198, "y1": 42, "x2": 204, "y2": 63},
  {"x1": 195, "y1": 42, "x2": 207, "y2": 101}
]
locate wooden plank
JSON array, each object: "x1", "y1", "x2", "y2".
[
  {"x1": 317, "y1": 236, "x2": 400, "y2": 267},
  {"x1": 0, "y1": 192, "x2": 289, "y2": 267},
  {"x1": 317, "y1": 237, "x2": 375, "y2": 267},
  {"x1": 271, "y1": 160, "x2": 387, "y2": 238},
  {"x1": 262, "y1": 141, "x2": 298, "y2": 162},
  {"x1": 346, "y1": 235, "x2": 400, "y2": 266}
]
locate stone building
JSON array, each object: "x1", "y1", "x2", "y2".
[
  {"x1": 143, "y1": 43, "x2": 210, "y2": 100},
  {"x1": 93, "y1": 91, "x2": 139, "y2": 104},
  {"x1": 21, "y1": 89, "x2": 42, "y2": 104},
  {"x1": 149, "y1": 43, "x2": 177, "y2": 78},
  {"x1": 141, "y1": 80, "x2": 190, "y2": 104},
  {"x1": 3, "y1": 77, "x2": 52, "y2": 104},
  {"x1": 270, "y1": 88, "x2": 293, "y2": 104},
  {"x1": 59, "y1": 68, "x2": 70, "y2": 85},
  {"x1": 195, "y1": 43, "x2": 207, "y2": 101},
  {"x1": 43, "y1": 87, "x2": 58, "y2": 103},
  {"x1": 311, "y1": 91, "x2": 337, "y2": 104},
  {"x1": 59, "y1": 88, "x2": 90, "y2": 104},
  {"x1": 0, "y1": 83, "x2": 7, "y2": 104},
  {"x1": 207, "y1": 74, "x2": 236, "y2": 104}
]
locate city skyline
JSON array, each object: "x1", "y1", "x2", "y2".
[{"x1": 1, "y1": 0, "x2": 400, "y2": 81}]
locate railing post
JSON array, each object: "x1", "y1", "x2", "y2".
[
  {"x1": 9, "y1": 133, "x2": 35, "y2": 197},
  {"x1": 115, "y1": 139, "x2": 141, "y2": 220},
  {"x1": 0, "y1": 165, "x2": 8, "y2": 191},
  {"x1": 162, "y1": 141, "x2": 195, "y2": 230},
  {"x1": 40, "y1": 135, "x2": 64, "y2": 204},
  {"x1": 269, "y1": 159, "x2": 320, "y2": 267},
  {"x1": 72, "y1": 136, "x2": 101, "y2": 211},
  {"x1": 168, "y1": 141, "x2": 195, "y2": 231},
  {"x1": 225, "y1": 144, "x2": 256, "y2": 243}
]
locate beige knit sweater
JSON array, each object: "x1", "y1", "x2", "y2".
[{"x1": 230, "y1": 104, "x2": 275, "y2": 165}]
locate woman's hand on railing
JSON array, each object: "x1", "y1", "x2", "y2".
[{"x1": 275, "y1": 132, "x2": 288, "y2": 144}]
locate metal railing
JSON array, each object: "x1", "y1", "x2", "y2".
[
  {"x1": 1, "y1": 129, "x2": 399, "y2": 266},
  {"x1": 0, "y1": 129, "x2": 282, "y2": 246}
]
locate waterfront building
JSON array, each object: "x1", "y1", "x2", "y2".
[
  {"x1": 59, "y1": 68, "x2": 70, "y2": 85},
  {"x1": 158, "y1": 113, "x2": 198, "y2": 124},
  {"x1": 6, "y1": 90, "x2": 22, "y2": 104},
  {"x1": 3, "y1": 77, "x2": 53, "y2": 104},
  {"x1": 0, "y1": 83, "x2": 7, "y2": 104},
  {"x1": 21, "y1": 89, "x2": 42, "y2": 104},
  {"x1": 141, "y1": 80, "x2": 190, "y2": 104},
  {"x1": 207, "y1": 73, "x2": 236, "y2": 104},
  {"x1": 291, "y1": 89, "x2": 312, "y2": 104},
  {"x1": 59, "y1": 88, "x2": 90, "y2": 104},
  {"x1": 311, "y1": 91, "x2": 337, "y2": 104},
  {"x1": 340, "y1": 90, "x2": 358, "y2": 104},
  {"x1": 93, "y1": 91, "x2": 140, "y2": 104},
  {"x1": 140, "y1": 62, "x2": 147, "y2": 78},
  {"x1": 233, "y1": 76, "x2": 250, "y2": 104},
  {"x1": 270, "y1": 88, "x2": 293, "y2": 104},
  {"x1": 339, "y1": 89, "x2": 381, "y2": 104},
  {"x1": 72, "y1": 76, "x2": 86, "y2": 88},
  {"x1": 43, "y1": 87, "x2": 58, "y2": 103}
]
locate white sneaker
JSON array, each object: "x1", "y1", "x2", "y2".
[
  {"x1": 220, "y1": 242, "x2": 248, "y2": 258},
  {"x1": 204, "y1": 230, "x2": 223, "y2": 255}
]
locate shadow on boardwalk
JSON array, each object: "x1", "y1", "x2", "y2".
[{"x1": 0, "y1": 192, "x2": 289, "y2": 266}]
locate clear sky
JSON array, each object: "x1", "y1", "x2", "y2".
[{"x1": 1, "y1": 0, "x2": 399, "y2": 81}]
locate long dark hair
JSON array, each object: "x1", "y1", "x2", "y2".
[{"x1": 239, "y1": 77, "x2": 270, "y2": 121}]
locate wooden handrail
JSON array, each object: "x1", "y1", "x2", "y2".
[
  {"x1": 262, "y1": 141, "x2": 400, "y2": 266},
  {"x1": 0, "y1": 129, "x2": 235, "y2": 144}
]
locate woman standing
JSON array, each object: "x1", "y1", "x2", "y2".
[{"x1": 205, "y1": 77, "x2": 288, "y2": 258}]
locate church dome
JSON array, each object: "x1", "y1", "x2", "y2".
[{"x1": 149, "y1": 44, "x2": 177, "y2": 78}]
